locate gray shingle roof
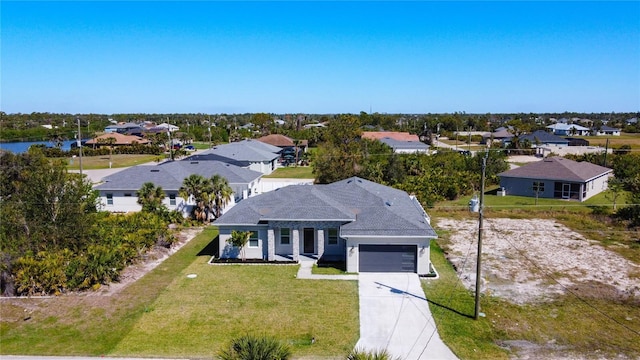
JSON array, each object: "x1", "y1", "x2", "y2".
[
  {"x1": 214, "y1": 177, "x2": 436, "y2": 238},
  {"x1": 190, "y1": 140, "x2": 280, "y2": 163},
  {"x1": 95, "y1": 160, "x2": 261, "y2": 191},
  {"x1": 518, "y1": 130, "x2": 569, "y2": 144},
  {"x1": 498, "y1": 157, "x2": 612, "y2": 182},
  {"x1": 378, "y1": 138, "x2": 430, "y2": 151}
]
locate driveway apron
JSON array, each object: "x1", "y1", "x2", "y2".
[{"x1": 356, "y1": 273, "x2": 458, "y2": 359}]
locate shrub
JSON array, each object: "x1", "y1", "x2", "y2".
[
  {"x1": 218, "y1": 334, "x2": 291, "y2": 360},
  {"x1": 347, "y1": 348, "x2": 401, "y2": 360}
]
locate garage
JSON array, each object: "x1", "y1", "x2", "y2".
[{"x1": 359, "y1": 245, "x2": 417, "y2": 273}]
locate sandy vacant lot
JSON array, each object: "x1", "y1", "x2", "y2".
[{"x1": 436, "y1": 218, "x2": 640, "y2": 304}]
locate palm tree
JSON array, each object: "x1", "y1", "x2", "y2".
[
  {"x1": 179, "y1": 174, "x2": 209, "y2": 222},
  {"x1": 210, "y1": 174, "x2": 233, "y2": 219},
  {"x1": 98, "y1": 136, "x2": 117, "y2": 168},
  {"x1": 137, "y1": 182, "x2": 166, "y2": 213}
]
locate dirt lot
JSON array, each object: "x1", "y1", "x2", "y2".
[{"x1": 436, "y1": 218, "x2": 640, "y2": 304}]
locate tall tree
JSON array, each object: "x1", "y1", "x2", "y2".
[{"x1": 179, "y1": 174, "x2": 209, "y2": 222}]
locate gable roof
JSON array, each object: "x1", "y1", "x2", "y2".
[
  {"x1": 214, "y1": 177, "x2": 436, "y2": 238},
  {"x1": 377, "y1": 137, "x2": 429, "y2": 151},
  {"x1": 498, "y1": 157, "x2": 612, "y2": 182},
  {"x1": 86, "y1": 133, "x2": 149, "y2": 145},
  {"x1": 257, "y1": 134, "x2": 308, "y2": 147},
  {"x1": 95, "y1": 160, "x2": 262, "y2": 191},
  {"x1": 187, "y1": 140, "x2": 280, "y2": 163},
  {"x1": 518, "y1": 130, "x2": 569, "y2": 144},
  {"x1": 596, "y1": 125, "x2": 621, "y2": 131},
  {"x1": 362, "y1": 131, "x2": 420, "y2": 142},
  {"x1": 546, "y1": 123, "x2": 590, "y2": 132}
]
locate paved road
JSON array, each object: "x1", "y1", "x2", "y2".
[{"x1": 356, "y1": 273, "x2": 458, "y2": 359}]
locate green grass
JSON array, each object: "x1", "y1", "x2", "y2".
[
  {"x1": 424, "y1": 240, "x2": 640, "y2": 359},
  {"x1": 264, "y1": 166, "x2": 315, "y2": 179},
  {"x1": 66, "y1": 154, "x2": 160, "y2": 169},
  {"x1": 579, "y1": 133, "x2": 640, "y2": 149},
  {"x1": 192, "y1": 141, "x2": 215, "y2": 150},
  {"x1": 0, "y1": 227, "x2": 359, "y2": 358},
  {"x1": 312, "y1": 263, "x2": 347, "y2": 275}
]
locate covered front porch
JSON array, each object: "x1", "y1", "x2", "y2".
[{"x1": 266, "y1": 223, "x2": 346, "y2": 263}]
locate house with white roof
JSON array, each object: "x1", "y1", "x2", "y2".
[
  {"x1": 546, "y1": 123, "x2": 591, "y2": 136},
  {"x1": 214, "y1": 177, "x2": 437, "y2": 275}
]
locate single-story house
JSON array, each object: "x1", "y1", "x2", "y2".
[
  {"x1": 156, "y1": 123, "x2": 180, "y2": 132},
  {"x1": 214, "y1": 177, "x2": 437, "y2": 275},
  {"x1": 95, "y1": 160, "x2": 262, "y2": 216},
  {"x1": 362, "y1": 131, "x2": 429, "y2": 154},
  {"x1": 482, "y1": 129, "x2": 513, "y2": 145},
  {"x1": 256, "y1": 134, "x2": 308, "y2": 162},
  {"x1": 546, "y1": 123, "x2": 591, "y2": 136},
  {"x1": 498, "y1": 157, "x2": 612, "y2": 202},
  {"x1": 104, "y1": 122, "x2": 144, "y2": 135},
  {"x1": 185, "y1": 139, "x2": 281, "y2": 175},
  {"x1": 592, "y1": 126, "x2": 621, "y2": 136},
  {"x1": 85, "y1": 133, "x2": 149, "y2": 147},
  {"x1": 515, "y1": 130, "x2": 570, "y2": 147}
]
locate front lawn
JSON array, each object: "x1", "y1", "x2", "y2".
[
  {"x1": 66, "y1": 154, "x2": 160, "y2": 169},
  {"x1": 0, "y1": 227, "x2": 359, "y2": 358},
  {"x1": 265, "y1": 165, "x2": 315, "y2": 179}
]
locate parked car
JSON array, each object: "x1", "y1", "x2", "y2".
[{"x1": 184, "y1": 145, "x2": 196, "y2": 151}]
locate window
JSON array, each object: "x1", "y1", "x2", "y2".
[
  {"x1": 169, "y1": 194, "x2": 176, "y2": 206},
  {"x1": 280, "y1": 228, "x2": 290, "y2": 245},
  {"x1": 249, "y1": 231, "x2": 259, "y2": 248},
  {"x1": 106, "y1": 193, "x2": 113, "y2": 205},
  {"x1": 328, "y1": 228, "x2": 339, "y2": 245},
  {"x1": 533, "y1": 181, "x2": 545, "y2": 193}
]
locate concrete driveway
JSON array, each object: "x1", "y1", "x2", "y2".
[{"x1": 356, "y1": 273, "x2": 458, "y2": 359}]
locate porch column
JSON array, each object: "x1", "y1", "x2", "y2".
[
  {"x1": 292, "y1": 227, "x2": 300, "y2": 261},
  {"x1": 317, "y1": 228, "x2": 325, "y2": 259},
  {"x1": 267, "y1": 227, "x2": 275, "y2": 261}
]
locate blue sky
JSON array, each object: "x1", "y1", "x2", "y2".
[{"x1": 2, "y1": 1, "x2": 639, "y2": 114}]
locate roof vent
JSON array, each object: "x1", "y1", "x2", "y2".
[
  {"x1": 385, "y1": 201, "x2": 393, "y2": 206},
  {"x1": 150, "y1": 169, "x2": 160, "y2": 172},
  {"x1": 190, "y1": 161, "x2": 199, "y2": 164}
]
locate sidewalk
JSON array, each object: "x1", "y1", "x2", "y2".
[{"x1": 295, "y1": 256, "x2": 358, "y2": 280}]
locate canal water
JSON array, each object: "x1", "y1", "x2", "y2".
[{"x1": 0, "y1": 140, "x2": 85, "y2": 154}]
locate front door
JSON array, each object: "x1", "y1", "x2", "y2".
[
  {"x1": 303, "y1": 228, "x2": 315, "y2": 253},
  {"x1": 562, "y1": 183, "x2": 571, "y2": 199}
]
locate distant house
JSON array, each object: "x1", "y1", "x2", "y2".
[
  {"x1": 104, "y1": 122, "x2": 144, "y2": 135},
  {"x1": 626, "y1": 118, "x2": 638, "y2": 126},
  {"x1": 85, "y1": 133, "x2": 149, "y2": 147},
  {"x1": 362, "y1": 131, "x2": 429, "y2": 154},
  {"x1": 592, "y1": 125, "x2": 621, "y2": 136},
  {"x1": 156, "y1": 123, "x2": 180, "y2": 132},
  {"x1": 185, "y1": 139, "x2": 281, "y2": 175},
  {"x1": 95, "y1": 160, "x2": 262, "y2": 216},
  {"x1": 546, "y1": 123, "x2": 590, "y2": 136},
  {"x1": 257, "y1": 134, "x2": 308, "y2": 151},
  {"x1": 504, "y1": 130, "x2": 569, "y2": 148},
  {"x1": 214, "y1": 177, "x2": 437, "y2": 274},
  {"x1": 482, "y1": 129, "x2": 513, "y2": 145},
  {"x1": 498, "y1": 157, "x2": 612, "y2": 202}
]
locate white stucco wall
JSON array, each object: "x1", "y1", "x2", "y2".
[{"x1": 218, "y1": 226, "x2": 269, "y2": 260}]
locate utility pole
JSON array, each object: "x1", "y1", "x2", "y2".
[
  {"x1": 468, "y1": 126, "x2": 472, "y2": 152},
  {"x1": 77, "y1": 118, "x2": 83, "y2": 177},
  {"x1": 474, "y1": 150, "x2": 488, "y2": 320}
]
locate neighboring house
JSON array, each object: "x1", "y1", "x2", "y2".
[
  {"x1": 482, "y1": 129, "x2": 513, "y2": 145},
  {"x1": 256, "y1": 134, "x2": 308, "y2": 151},
  {"x1": 362, "y1": 131, "x2": 429, "y2": 154},
  {"x1": 546, "y1": 123, "x2": 591, "y2": 136},
  {"x1": 303, "y1": 123, "x2": 326, "y2": 129},
  {"x1": 104, "y1": 122, "x2": 144, "y2": 135},
  {"x1": 185, "y1": 139, "x2": 281, "y2": 175},
  {"x1": 214, "y1": 177, "x2": 437, "y2": 275},
  {"x1": 85, "y1": 133, "x2": 149, "y2": 147},
  {"x1": 507, "y1": 130, "x2": 569, "y2": 148},
  {"x1": 626, "y1": 118, "x2": 638, "y2": 126},
  {"x1": 592, "y1": 126, "x2": 621, "y2": 136},
  {"x1": 498, "y1": 157, "x2": 612, "y2": 202},
  {"x1": 95, "y1": 160, "x2": 262, "y2": 216},
  {"x1": 156, "y1": 123, "x2": 180, "y2": 132}
]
